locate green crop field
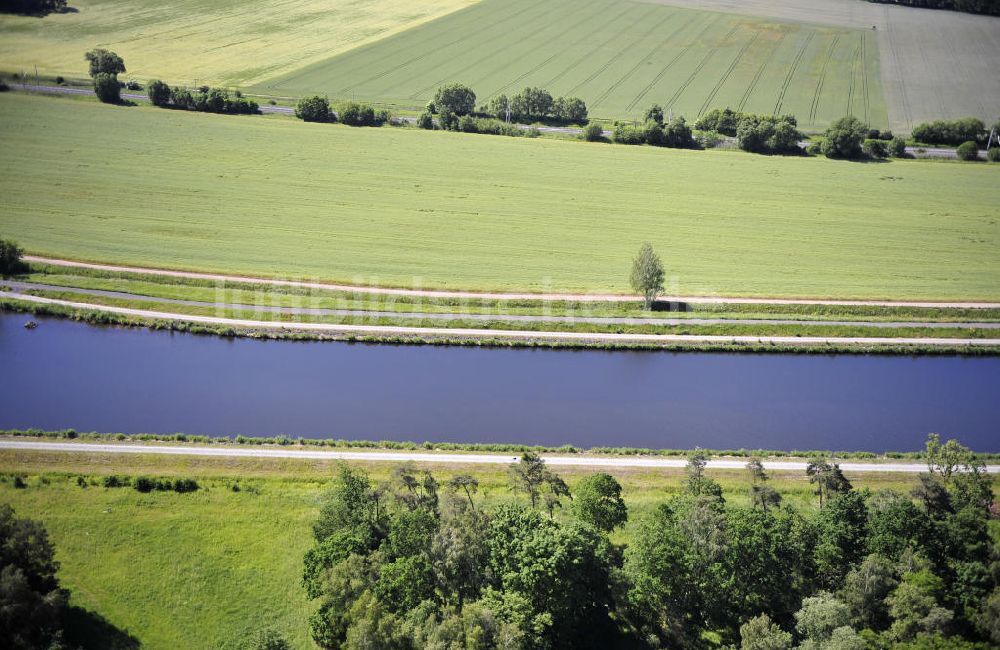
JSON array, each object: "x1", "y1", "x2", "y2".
[
  {"x1": 2, "y1": 93, "x2": 999, "y2": 300},
  {"x1": 265, "y1": 0, "x2": 887, "y2": 128},
  {"x1": 0, "y1": 0, "x2": 474, "y2": 86},
  {"x1": 0, "y1": 447, "x2": 970, "y2": 649}
]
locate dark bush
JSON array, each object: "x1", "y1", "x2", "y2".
[
  {"x1": 0, "y1": 80, "x2": 8, "y2": 92},
  {"x1": 146, "y1": 79, "x2": 171, "y2": 107},
  {"x1": 956, "y1": 140, "x2": 979, "y2": 160},
  {"x1": 76, "y1": 476, "x2": 87, "y2": 488},
  {"x1": 437, "y1": 108, "x2": 458, "y2": 131},
  {"x1": 294, "y1": 95, "x2": 334, "y2": 123},
  {"x1": 987, "y1": 147, "x2": 1000, "y2": 162},
  {"x1": 0, "y1": 237, "x2": 27, "y2": 275},
  {"x1": 173, "y1": 478, "x2": 199, "y2": 493},
  {"x1": 863, "y1": 139, "x2": 889, "y2": 159},
  {"x1": 12, "y1": 475, "x2": 26, "y2": 489},
  {"x1": 102, "y1": 475, "x2": 125, "y2": 488},
  {"x1": 134, "y1": 476, "x2": 156, "y2": 493},
  {"x1": 644, "y1": 104, "x2": 665, "y2": 127},
  {"x1": 582, "y1": 122, "x2": 604, "y2": 142},
  {"x1": 416, "y1": 111, "x2": 434, "y2": 129},
  {"x1": 92, "y1": 72, "x2": 121, "y2": 104},
  {"x1": 55, "y1": 75, "x2": 64, "y2": 84},
  {"x1": 170, "y1": 87, "x2": 194, "y2": 110}
]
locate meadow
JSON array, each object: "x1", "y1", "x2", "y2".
[
  {"x1": 265, "y1": 0, "x2": 887, "y2": 129},
  {"x1": 1, "y1": 447, "x2": 983, "y2": 649},
  {"x1": 0, "y1": 0, "x2": 474, "y2": 86},
  {"x1": 2, "y1": 93, "x2": 999, "y2": 300}
]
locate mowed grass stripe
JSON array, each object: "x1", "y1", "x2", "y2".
[
  {"x1": 264, "y1": 0, "x2": 886, "y2": 128},
  {"x1": 3, "y1": 93, "x2": 997, "y2": 299}
]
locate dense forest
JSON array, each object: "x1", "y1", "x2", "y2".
[
  {"x1": 302, "y1": 435, "x2": 998, "y2": 649},
  {"x1": 865, "y1": 0, "x2": 1000, "y2": 16}
]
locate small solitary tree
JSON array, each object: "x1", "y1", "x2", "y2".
[
  {"x1": 630, "y1": 242, "x2": 664, "y2": 310},
  {"x1": 84, "y1": 48, "x2": 126, "y2": 78}
]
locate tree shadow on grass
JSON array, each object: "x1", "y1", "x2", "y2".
[{"x1": 64, "y1": 606, "x2": 141, "y2": 650}]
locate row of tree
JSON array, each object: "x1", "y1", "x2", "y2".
[
  {"x1": 300, "y1": 434, "x2": 999, "y2": 649},
  {"x1": 911, "y1": 117, "x2": 992, "y2": 146},
  {"x1": 147, "y1": 79, "x2": 259, "y2": 115},
  {"x1": 865, "y1": 0, "x2": 1000, "y2": 16},
  {"x1": 611, "y1": 104, "x2": 697, "y2": 148},
  {"x1": 294, "y1": 96, "x2": 390, "y2": 126},
  {"x1": 423, "y1": 83, "x2": 589, "y2": 125}
]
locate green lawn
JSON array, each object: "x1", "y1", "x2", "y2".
[
  {"x1": 1, "y1": 448, "x2": 969, "y2": 649},
  {"x1": 2, "y1": 93, "x2": 999, "y2": 300},
  {"x1": 265, "y1": 0, "x2": 886, "y2": 128},
  {"x1": 0, "y1": 0, "x2": 473, "y2": 87}
]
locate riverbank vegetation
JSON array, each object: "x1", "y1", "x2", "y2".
[
  {"x1": 8, "y1": 428, "x2": 1000, "y2": 462},
  {"x1": 0, "y1": 436, "x2": 996, "y2": 648}
]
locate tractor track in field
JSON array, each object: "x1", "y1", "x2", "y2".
[
  {"x1": 697, "y1": 29, "x2": 759, "y2": 117},
  {"x1": 406, "y1": 0, "x2": 592, "y2": 100},
  {"x1": 882, "y1": 6, "x2": 912, "y2": 130},
  {"x1": 624, "y1": 15, "x2": 722, "y2": 113},
  {"x1": 565, "y1": 7, "x2": 674, "y2": 98},
  {"x1": 737, "y1": 33, "x2": 781, "y2": 112},
  {"x1": 665, "y1": 23, "x2": 740, "y2": 111},
  {"x1": 773, "y1": 31, "x2": 813, "y2": 115},
  {"x1": 335, "y1": 1, "x2": 543, "y2": 95},
  {"x1": 808, "y1": 34, "x2": 839, "y2": 124},
  {"x1": 541, "y1": 6, "x2": 637, "y2": 89},
  {"x1": 589, "y1": 13, "x2": 697, "y2": 111},
  {"x1": 480, "y1": 1, "x2": 612, "y2": 99},
  {"x1": 861, "y1": 32, "x2": 871, "y2": 125}
]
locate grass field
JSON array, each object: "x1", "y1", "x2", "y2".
[
  {"x1": 0, "y1": 0, "x2": 474, "y2": 87},
  {"x1": 2, "y1": 93, "x2": 999, "y2": 300},
  {"x1": 265, "y1": 0, "x2": 887, "y2": 129},
  {"x1": 3, "y1": 447, "x2": 988, "y2": 649}
]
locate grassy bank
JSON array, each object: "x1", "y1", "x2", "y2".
[
  {"x1": 7, "y1": 297, "x2": 1000, "y2": 355},
  {"x1": 3, "y1": 93, "x2": 999, "y2": 299},
  {"x1": 11, "y1": 429, "x2": 1000, "y2": 461},
  {"x1": 19, "y1": 264, "x2": 1000, "y2": 322},
  {"x1": 4, "y1": 447, "x2": 991, "y2": 649}
]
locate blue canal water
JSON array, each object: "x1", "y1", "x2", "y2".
[{"x1": 1, "y1": 313, "x2": 997, "y2": 451}]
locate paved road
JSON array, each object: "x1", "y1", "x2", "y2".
[
  {"x1": 4, "y1": 440, "x2": 995, "y2": 473},
  {"x1": 11, "y1": 85, "x2": 960, "y2": 157},
  {"x1": 25, "y1": 256, "x2": 1000, "y2": 309},
  {"x1": 9, "y1": 293, "x2": 1000, "y2": 347},
  {"x1": 6, "y1": 281, "x2": 999, "y2": 329}
]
